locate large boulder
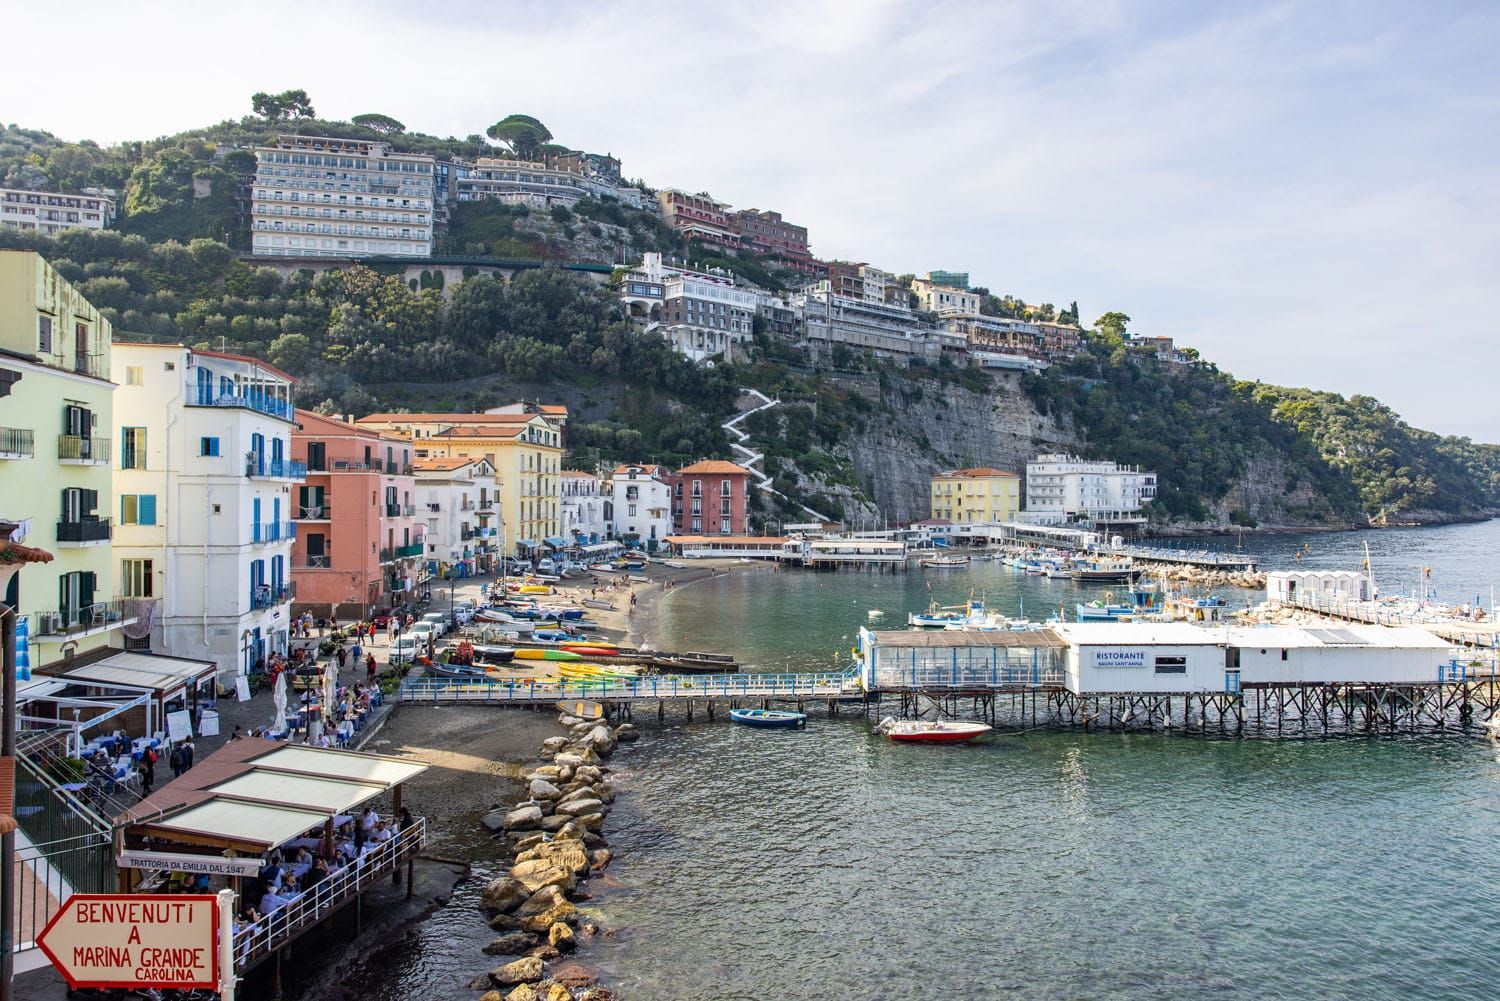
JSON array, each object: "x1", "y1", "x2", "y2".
[
  {"x1": 509, "y1": 858, "x2": 575, "y2": 894},
  {"x1": 614, "y1": 723, "x2": 639, "y2": 743},
  {"x1": 481, "y1": 877, "x2": 530, "y2": 914},
  {"x1": 573, "y1": 812, "x2": 607, "y2": 832},
  {"x1": 573, "y1": 765, "x2": 603, "y2": 784},
  {"x1": 479, "y1": 992, "x2": 504, "y2": 1001},
  {"x1": 528, "y1": 779, "x2": 562, "y2": 800},
  {"x1": 481, "y1": 810, "x2": 510, "y2": 834},
  {"x1": 489, "y1": 955, "x2": 544, "y2": 986},
  {"x1": 510, "y1": 832, "x2": 548, "y2": 853},
  {"x1": 590, "y1": 848, "x2": 612, "y2": 871},
  {"x1": 553, "y1": 752, "x2": 585, "y2": 769},
  {"x1": 578, "y1": 989, "x2": 618, "y2": 1001},
  {"x1": 542, "y1": 982, "x2": 574, "y2": 1001},
  {"x1": 555, "y1": 798, "x2": 604, "y2": 818},
  {"x1": 549, "y1": 921, "x2": 577, "y2": 952},
  {"x1": 503, "y1": 805, "x2": 545, "y2": 831},
  {"x1": 591, "y1": 784, "x2": 615, "y2": 804},
  {"x1": 585, "y1": 725, "x2": 615, "y2": 751},
  {"x1": 539, "y1": 814, "x2": 572, "y2": 832},
  {"x1": 518, "y1": 887, "x2": 578, "y2": 933},
  {"x1": 504, "y1": 986, "x2": 539, "y2": 1001},
  {"x1": 542, "y1": 736, "x2": 570, "y2": 752},
  {"x1": 515, "y1": 839, "x2": 591, "y2": 877},
  {"x1": 549, "y1": 962, "x2": 600, "y2": 990},
  {"x1": 482, "y1": 931, "x2": 539, "y2": 956},
  {"x1": 528, "y1": 765, "x2": 564, "y2": 781},
  {"x1": 515, "y1": 884, "x2": 568, "y2": 918}
]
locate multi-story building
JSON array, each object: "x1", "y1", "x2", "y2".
[
  {"x1": 911, "y1": 278, "x2": 982, "y2": 316},
  {"x1": 731, "y1": 209, "x2": 814, "y2": 271},
  {"x1": 930, "y1": 468, "x2": 1020, "y2": 525},
  {"x1": 794, "y1": 284, "x2": 940, "y2": 363},
  {"x1": 455, "y1": 153, "x2": 647, "y2": 211},
  {"x1": 926, "y1": 270, "x2": 970, "y2": 290},
  {"x1": 414, "y1": 455, "x2": 500, "y2": 575},
  {"x1": 1024, "y1": 453, "x2": 1157, "y2": 526},
  {"x1": 620, "y1": 253, "x2": 758, "y2": 363},
  {"x1": 1, "y1": 187, "x2": 115, "y2": 235},
  {"x1": 666, "y1": 460, "x2": 751, "y2": 535},
  {"x1": 940, "y1": 314, "x2": 1047, "y2": 371},
  {"x1": 485, "y1": 401, "x2": 569, "y2": 445},
  {"x1": 250, "y1": 134, "x2": 436, "y2": 259},
  {"x1": 1033, "y1": 321, "x2": 1083, "y2": 359},
  {"x1": 610, "y1": 464, "x2": 672, "y2": 550},
  {"x1": 0, "y1": 250, "x2": 144, "y2": 672},
  {"x1": 657, "y1": 189, "x2": 737, "y2": 246},
  {"x1": 356, "y1": 410, "x2": 563, "y2": 557},
  {"x1": 290, "y1": 411, "x2": 424, "y2": 618},
  {"x1": 110, "y1": 343, "x2": 302, "y2": 677},
  {"x1": 560, "y1": 470, "x2": 610, "y2": 545},
  {"x1": 756, "y1": 293, "x2": 804, "y2": 343}
]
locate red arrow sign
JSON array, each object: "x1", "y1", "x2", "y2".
[{"x1": 36, "y1": 894, "x2": 219, "y2": 990}]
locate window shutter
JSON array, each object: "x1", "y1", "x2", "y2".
[
  {"x1": 140, "y1": 495, "x2": 157, "y2": 526},
  {"x1": 82, "y1": 488, "x2": 98, "y2": 515},
  {"x1": 80, "y1": 572, "x2": 96, "y2": 608}
]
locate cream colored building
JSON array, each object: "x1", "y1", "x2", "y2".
[
  {"x1": 911, "y1": 278, "x2": 982, "y2": 316},
  {"x1": 0, "y1": 250, "x2": 143, "y2": 671},
  {"x1": 930, "y1": 467, "x2": 1021, "y2": 525},
  {"x1": 1, "y1": 187, "x2": 115, "y2": 235}
]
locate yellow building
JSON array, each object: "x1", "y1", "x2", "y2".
[
  {"x1": 930, "y1": 467, "x2": 1020, "y2": 524},
  {"x1": 0, "y1": 249, "x2": 140, "y2": 670},
  {"x1": 355, "y1": 410, "x2": 564, "y2": 555}
]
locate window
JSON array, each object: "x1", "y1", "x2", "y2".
[
  {"x1": 122, "y1": 558, "x2": 154, "y2": 598},
  {"x1": 200, "y1": 436, "x2": 220, "y2": 456},
  {"x1": 124, "y1": 366, "x2": 143, "y2": 386},
  {"x1": 38, "y1": 315, "x2": 52, "y2": 353},
  {"x1": 120, "y1": 427, "x2": 147, "y2": 469},
  {"x1": 721, "y1": 480, "x2": 732, "y2": 497},
  {"x1": 1154, "y1": 656, "x2": 1187, "y2": 675},
  {"x1": 120, "y1": 494, "x2": 157, "y2": 526}
]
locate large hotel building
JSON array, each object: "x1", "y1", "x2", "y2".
[{"x1": 250, "y1": 134, "x2": 436, "y2": 259}]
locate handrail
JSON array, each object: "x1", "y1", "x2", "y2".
[{"x1": 399, "y1": 668, "x2": 862, "y2": 703}]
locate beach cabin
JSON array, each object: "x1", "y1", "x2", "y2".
[
  {"x1": 857, "y1": 627, "x2": 1068, "y2": 691},
  {"x1": 1266, "y1": 570, "x2": 1371, "y2": 605},
  {"x1": 1056, "y1": 622, "x2": 1229, "y2": 694},
  {"x1": 1227, "y1": 624, "x2": 1453, "y2": 685}
]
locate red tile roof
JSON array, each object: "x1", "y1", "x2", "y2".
[
  {"x1": 676, "y1": 460, "x2": 750, "y2": 475},
  {"x1": 935, "y1": 467, "x2": 1018, "y2": 478}
]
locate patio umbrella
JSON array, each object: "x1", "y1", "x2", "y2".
[
  {"x1": 15, "y1": 614, "x2": 30, "y2": 682},
  {"x1": 272, "y1": 669, "x2": 288, "y2": 733},
  {"x1": 323, "y1": 656, "x2": 337, "y2": 740}
]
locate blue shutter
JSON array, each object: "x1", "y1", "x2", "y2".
[{"x1": 139, "y1": 495, "x2": 156, "y2": 526}]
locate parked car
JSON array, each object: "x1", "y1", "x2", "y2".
[
  {"x1": 387, "y1": 636, "x2": 422, "y2": 665},
  {"x1": 421, "y1": 612, "x2": 449, "y2": 637}
]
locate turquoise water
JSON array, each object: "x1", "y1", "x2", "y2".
[{"x1": 580, "y1": 519, "x2": 1500, "y2": 999}]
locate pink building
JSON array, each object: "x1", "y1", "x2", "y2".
[
  {"x1": 666, "y1": 460, "x2": 752, "y2": 536},
  {"x1": 290, "y1": 410, "x2": 424, "y2": 618}
]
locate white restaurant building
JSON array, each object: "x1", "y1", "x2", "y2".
[
  {"x1": 1024, "y1": 453, "x2": 1157, "y2": 526},
  {"x1": 110, "y1": 342, "x2": 303, "y2": 678}
]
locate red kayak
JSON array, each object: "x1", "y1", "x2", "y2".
[{"x1": 876, "y1": 718, "x2": 992, "y2": 743}]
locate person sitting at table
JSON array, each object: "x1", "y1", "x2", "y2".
[
  {"x1": 294, "y1": 845, "x2": 313, "y2": 867},
  {"x1": 304, "y1": 856, "x2": 329, "y2": 893},
  {"x1": 370, "y1": 820, "x2": 393, "y2": 844}
]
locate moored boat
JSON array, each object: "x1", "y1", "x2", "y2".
[
  {"x1": 730, "y1": 708, "x2": 807, "y2": 729},
  {"x1": 919, "y1": 555, "x2": 971, "y2": 569},
  {"x1": 876, "y1": 717, "x2": 992, "y2": 743}
]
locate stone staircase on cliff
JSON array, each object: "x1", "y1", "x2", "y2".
[{"x1": 722, "y1": 389, "x2": 831, "y2": 523}]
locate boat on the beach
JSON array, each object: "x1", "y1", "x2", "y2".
[
  {"x1": 730, "y1": 708, "x2": 807, "y2": 729},
  {"x1": 556, "y1": 699, "x2": 605, "y2": 720},
  {"x1": 582, "y1": 598, "x2": 615, "y2": 610},
  {"x1": 513, "y1": 648, "x2": 583, "y2": 662},
  {"x1": 876, "y1": 717, "x2": 992, "y2": 743},
  {"x1": 423, "y1": 660, "x2": 493, "y2": 680}
]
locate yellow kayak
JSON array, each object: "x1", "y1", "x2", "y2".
[
  {"x1": 513, "y1": 648, "x2": 583, "y2": 662},
  {"x1": 514, "y1": 585, "x2": 551, "y2": 595}
]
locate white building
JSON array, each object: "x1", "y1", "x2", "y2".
[
  {"x1": 1, "y1": 187, "x2": 115, "y2": 235},
  {"x1": 1266, "y1": 570, "x2": 1373, "y2": 605},
  {"x1": 110, "y1": 342, "x2": 302, "y2": 678},
  {"x1": 794, "y1": 285, "x2": 941, "y2": 363},
  {"x1": 610, "y1": 464, "x2": 672, "y2": 549},
  {"x1": 620, "y1": 253, "x2": 759, "y2": 363},
  {"x1": 454, "y1": 154, "x2": 647, "y2": 211},
  {"x1": 911, "y1": 278, "x2": 981, "y2": 316},
  {"x1": 251, "y1": 134, "x2": 436, "y2": 259},
  {"x1": 1024, "y1": 453, "x2": 1157, "y2": 525},
  {"x1": 561, "y1": 470, "x2": 610, "y2": 544},
  {"x1": 414, "y1": 456, "x2": 500, "y2": 575}
]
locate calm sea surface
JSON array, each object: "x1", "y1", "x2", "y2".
[{"x1": 354, "y1": 521, "x2": 1500, "y2": 1000}]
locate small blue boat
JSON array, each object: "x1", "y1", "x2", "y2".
[{"x1": 730, "y1": 708, "x2": 807, "y2": 730}]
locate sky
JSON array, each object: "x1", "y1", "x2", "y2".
[{"x1": 3, "y1": 0, "x2": 1497, "y2": 440}]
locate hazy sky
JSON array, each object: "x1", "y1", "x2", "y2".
[{"x1": 4, "y1": 0, "x2": 1496, "y2": 440}]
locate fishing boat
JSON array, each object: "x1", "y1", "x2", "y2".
[
  {"x1": 876, "y1": 718, "x2": 992, "y2": 743},
  {"x1": 1070, "y1": 558, "x2": 1142, "y2": 584},
  {"x1": 909, "y1": 596, "x2": 990, "y2": 629},
  {"x1": 919, "y1": 555, "x2": 971, "y2": 569},
  {"x1": 730, "y1": 708, "x2": 807, "y2": 729},
  {"x1": 470, "y1": 644, "x2": 516, "y2": 664}
]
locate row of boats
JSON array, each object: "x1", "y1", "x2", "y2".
[
  {"x1": 903, "y1": 582, "x2": 1232, "y2": 630},
  {"x1": 727, "y1": 709, "x2": 993, "y2": 743}
]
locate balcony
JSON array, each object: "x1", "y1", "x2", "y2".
[
  {"x1": 0, "y1": 427, "x2": 34, "y2": 459},
  {"x1": 297, "y1": 504, "x2": 331, "y2": 520},
  {"x1": 57, "y1": 435, "x2": 109, "y2": 465},
  {"x1": 250, "y1": 582, "x2": 296, "y2": 610},
  {"x1": 30, "y1": 598, "x2": 148, "y2": 639},
  {"x1": 56, "y1": 518, "x2": 111, "y2": 545},
  {"x1": 402, "y1": 503, "x2": 416, "y2": 517},
  {"x1": 330, "y1": 460, "x2": 382, "y2": 472},
  {"x1": 298, "y1": 555, "x2": 332, "y2": 569},
  {"x1": 251, "y1": 520, "x2": 298, "y2": 543},
  {"x1": 426, "y1": 502, "x2": 441, "y2": 512},
  {"x1": 396, "y1": 542, "x2": 423, "y2": 559},
  {"x1": 193, "y1": 389, "x2": 294, "y2": 422},
  {"x1": 384, "y1": 504, "x2": 401, "y2": 518},
  {"x1": 246, "y1": 455, "x2": 308, "y2": 480}
]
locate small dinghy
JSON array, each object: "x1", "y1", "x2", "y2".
[
  {"x1": 730, "y1": 708, "x2": 807, "y2": 730},
  {"x1": 876, "y1": 717, "x2": 991, "y2": 743}
]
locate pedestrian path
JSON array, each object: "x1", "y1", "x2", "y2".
[{"x1": 721, "y1": 388, "x2": 830, "y2": 522}]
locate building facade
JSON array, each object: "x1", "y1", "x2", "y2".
[
  {"x1": 0, "y1": 250, "x2": 142, "y2": 672},
  {"x1": 251, "y1": 134, "x2": 436, "y2": 259},
  {"x1": 657, "y1": 189, "x2": 736, "y2": 246},
  {"x1": 795, "y1": 285, "x2": 940, "y2": 362},
  {"x1": 414, "y1": 455, "x2": 500, "y2": 575},
  {"x1": 911, "y1": 278, "x2": 982, "y2": 316},
  {"x1": 610, "y1": 464, "x2": 672, "y2": 549},
  {"x1": 731, "y1": 209, "x2": 813, "y2": 270},
  {"x1": 940, "y1": 314, "x2": 1047, "y2": 371},
  {"x1": 290, "y1": 411, "x2": 424, "y2": 617},
  {"x1": 1, "y1": 188, "x2": 115, "y2": 235},
  {"x1": 110, "y1": 343, "x2": 302, "y2": 677},
  {"x1": 666, "y1": 460, "x2": 751, "y2": 535},
  {"x1": 620, "y1": 253, "x2": 758, "y2": 363},
  {"x1": 1024, "y1": 453, "x2": 1157, "y2": 526},
  {"x1": 560, "y1": 470, "x2": 611, "y2": 544},
  {"x1": 454, "y1": 153, "x2": 646, "y2": 211},
  {"x1": 930, "y1": 468, "x2": 1021, "y2": 525}
]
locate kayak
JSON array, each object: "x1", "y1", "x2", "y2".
[
  {"x1": 512, "y1": 649, "x2": 582, "y2": 662},
  {"x1": 560, "y1": 646, "x2": 618, "y2": 657}
]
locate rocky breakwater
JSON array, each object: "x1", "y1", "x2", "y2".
[{"x1": 471, "y1": 713, "x2": 639, "y2": 1001}]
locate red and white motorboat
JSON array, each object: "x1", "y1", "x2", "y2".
[{"x1": 876, "y1": 717, "x2": 992, "y2": 743}]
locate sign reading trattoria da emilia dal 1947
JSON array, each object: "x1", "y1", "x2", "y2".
[{"x1": 1091, "y1": 649, "x2": 1148, "y2": 668}]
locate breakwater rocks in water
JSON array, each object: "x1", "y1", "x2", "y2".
[
  {"x1": 471, "y1": 714, "x2": 640, "y2": 1001},
  {"x1": 1136, "y1": 561, "x2": 1265, "y2": 589}
]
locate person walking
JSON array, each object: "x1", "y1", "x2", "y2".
[
  {"x1": 366, "y1": 653, "x2": 377, "y2": 686},
  {"x1": 182, "y1": 737, "x2": 195, "y2": 771},
  {"x1": 336, "y1": 645, "x2": 348, "y2": 673},
  {"x1": 168, "y1": 741, "x2": 185, "y2": 779},
  {"x1": 138, "y1": 747, "x2": 156, "y2": 796}
]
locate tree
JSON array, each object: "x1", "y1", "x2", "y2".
[
  {"x1": 1094, "y1": 311, "x2": 1131, "y2": 340},
  {"x1": 351, "y1": 113, "x2": 406, "y2": 135},
  {"x1": 251, "y1": 89, "x2": 315, "y2": 123},
  {"x1": 485, "y1": 115, "x2": 553, "y2": 160},
  {"x1": 268, "y1": 332, "x2": 313, "y2": 373}
]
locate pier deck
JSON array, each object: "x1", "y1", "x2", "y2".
[{"x1": 1273, "y1": 595, "x2": 1499, "y2": 648}]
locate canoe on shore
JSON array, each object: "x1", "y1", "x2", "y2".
[{"x1": 513, "y1": 648, "x2": 583, "y2": 662}]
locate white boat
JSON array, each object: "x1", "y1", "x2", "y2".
[
  {"x1": 919, "y1": 555, "x2": 970, "y2": 569},
  {"x1": 876, "y1": 718, "x2": 992, "y2": 743}
]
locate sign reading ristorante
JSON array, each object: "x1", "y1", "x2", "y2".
[{"x1": 36, "y1": 894, "x2": 219, "y2": 990}]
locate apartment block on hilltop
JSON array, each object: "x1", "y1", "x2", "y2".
[
  {"x1": 666, "y1": 460, "x2": 751, "y2": 535},
  {"x1": 356, "y1": 410, "x2": 563, "y2": 557},
  {"x1": 111, "y1": 343, "x2": 302, "y2": 677},
  {"x1": 454, "y1": 151, "x2": 648, "y2": 211},
  {"x1": 930, "y1": 468, "x2": 1020, "y2": 525},
  {"x1": 911, "y1": 278, "x2": 982, "y2": 316},
  {"x1": 731, "y1": 209, "x2": 814, "y2": 271},
  {"x1": 1, "y1": 187, "x2": 116, "y2": 235},
  {"x1": 619, "y1": 253, "x2": 758, "y2": 363},
  {"x1": 793, "y1": 281, "x2": 940, "y2": 363},
  {"x1": 657, "y1": 189, "x2": 737, "y2": 247},
  {"x1": 1025, "y1": 453, "x2": 1157, "y2": 527},
  {"x1": 251, "y1": 134, "x2": 436, "y2": 259},
  {"x1": 0, "y1": 250, "x2": 141, "y2": 672},
  {"x1": 290, "y1": 411, "x2": 424, "y2": 618}
]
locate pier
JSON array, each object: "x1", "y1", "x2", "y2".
[
  {"x1": 1269, "y1": 592, "x2": 1499, "y2": 648},
  {"x1": 952, "y1": 521, "x2": 1259, "y2": 573}
]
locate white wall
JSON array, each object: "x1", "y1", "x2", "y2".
[{"x1": 1067, "y1": 642, "x2": 1227, "y2": 694}]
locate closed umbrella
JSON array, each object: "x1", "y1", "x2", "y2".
[
  {"x1": 15, "y1": 614, "x2": 30, "y2": 681},
  {"x1": 272, "y1": 669, "x2": 288, "y2": 733}
]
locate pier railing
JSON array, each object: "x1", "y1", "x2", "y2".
[
  {"x1": 1276, "y1": 594, "x2": 1499, "y2": 647},
  {"x1": 398, "y1": 669, "x2": 862, "y2": 704}
]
